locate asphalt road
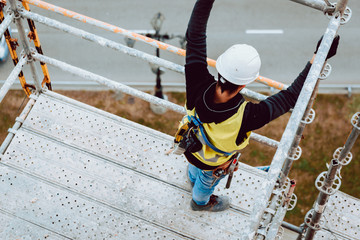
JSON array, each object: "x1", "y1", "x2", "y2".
[{"x1": 0, "y1": 0, "x2": 359, "y2": 93}]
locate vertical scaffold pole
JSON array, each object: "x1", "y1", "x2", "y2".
[
  {"x1": 263, "y1": 0, "x2": 350, "y2": 237},
  {"x1": 8, "y1": 0, "x2": 41, "y2": 92},
  {"x1": 303, "y1": 112, "x2": 360, "y2": 240},
  {"x1": 279, "y1": 73, "x2": 320, "y2": 186},
  {"x1": 0, "y1": 1, "x2": 31, "y2": 96},
  {"x1": 260, "y1": 80, "x2": 320, "y2": 240},
  {"x1": 262, "y1": 66, "x2": 323, "y2": 239},
  {"x1": 304, "y1": 159, "x2": 340, "y2": 240},
  {"x1": 266, "y1": 180, "x2": 297, "y2": 239},
  {"x1": 243, "y1": 13, "x2": 341, "y2": 240},
  {"x1": 21, "y1": 1, "x2": 51, "y2": 90}
]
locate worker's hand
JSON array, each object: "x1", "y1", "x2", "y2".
[{"x1": 314, "y1": 35, "x2": 340, "y2": 60}]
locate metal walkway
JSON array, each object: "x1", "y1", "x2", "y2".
[
  {"x1": 0, "y1": 91, "x2": 298, "y2": 239},
  {"x1": 315, "y1": 191, "x2": 360, "y2": 240},
  {"x1": 0, "y1": 0, "x2": 359, "y2": 239},
  {"x1": 1, "y1": 91, "x2": 358, "y2": 239}
]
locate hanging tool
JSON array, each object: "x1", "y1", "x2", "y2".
[{"x1": 225, "y1": 156, "x2": 239, "y2": 189}]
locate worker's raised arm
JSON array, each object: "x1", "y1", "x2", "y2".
[
  {"x1": 185, "y1": 0, "x2": 216, "y2": 110},
  {"x1": 262, "y1": 35, "x2": 341, "y2": 122},
  {"x1": 185, "y1": 0, "x2": 215, "y2": 66},
  {"x1": 236, "y1": 35, "x2": 340, "y2": 140}
]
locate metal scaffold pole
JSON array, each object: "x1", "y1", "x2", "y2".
[
  {"x1": 258, "y1": 56, "x2": 333, "y2": 240},
  {"x1": 261, "y1": 84, "x2": 320, "y2": 240},
  {"x1": 289, "y1": 0, "x2": 334, "y2": 13},
  {"x1": 244, "y1": 11, "x2": 342, "y2": 240},
  {"x1": 22, "y1": 0, "x2": 289, "y2": 91},
  {"x1": 303, "y1": 112, "x2": 360, "y2": 240},
  {"x1": 21, "y1": 1, "x2": 52, "y2": 90},
  {"x1": 8, "y1": 0, "x2": 42, "y2": 92},
  {"x1": 0, "y1": 6, "x2": 13, "y2": 37},
  {"x1": 19, "y1": 9, "x2": 185, "y2": 74},
  {"x1": 0, "y1": 55, "x2": 27, "y2": 103},
  {"x1": 261, "y1": 1, "x2": 351, "y2": 238},
  {"x1": 0, "y1": 2, "x2": 32, "y2": 96},
  {"x1": 18, "y1": 8, "x2": 285, "y2": 103}
]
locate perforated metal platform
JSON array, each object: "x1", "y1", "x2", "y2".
[
  {"x1": 314, "y1": 191, "x2": 360, "y2": 240},
  {"x1": 0, "y1": 91, "x2": 301, "y2": 239}
]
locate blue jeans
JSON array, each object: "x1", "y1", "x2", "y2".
[{"x1": 188, "y1": 163, "x2": 226, "y2": 205}]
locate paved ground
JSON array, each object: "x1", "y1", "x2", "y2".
[{"x1": 0, "y1": 0, "x2": 359, "y2": 92}]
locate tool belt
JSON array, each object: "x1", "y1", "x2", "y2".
[
  {"x1": 173, "y1": 112, "x2": 234, "y2": 156},
  {"x1": 211, "y1": 153, "x2": 240, "y2": 189}
]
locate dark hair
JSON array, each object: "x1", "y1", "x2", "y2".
[{"x1": 218, "y1": 73, "x2": 242, "y2": 94}]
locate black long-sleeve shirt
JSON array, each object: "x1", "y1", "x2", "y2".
[{"x1": 185, "y1": 0, "x2": 311, "y2": 147}]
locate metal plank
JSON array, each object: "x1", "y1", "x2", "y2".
[
  {"x1": 0, "y1": 165, "x2": 190, "y2": 240},
  {"x1": 313, "y1": 230, "x2": 349, "y2": 240},
  {"x1": 0, "y1": 91, "x2": 282, "y2": 238},
  {"x1": 313, "y1": 191, "x2": 360, "y2": 240},
  {"x1": 21, "y1": 92, "x2": 268, "y2": 214},
  {"x1": 2, "y1": 128, "x2": 252, "y2": 239},
  {"x1": 0, "y1": 210, "x2": 68, "y2": 240}
]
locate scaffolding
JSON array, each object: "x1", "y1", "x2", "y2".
[
  {"x1": 0, "y1": 0, "x2": 358, "y2": 239},
  {"x1": 301, "y1": 112, "x2": 360, "y2": 239}
]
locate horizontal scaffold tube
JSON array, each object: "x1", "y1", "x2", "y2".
[
  {"x1": 0, "y1": 55, "x2": 28, "y2": 104},
  {"x1": 32, "y1": 52, "x2": 280, "y2": 149},
  {"x1": 23, "y1": 0, "x2": 288, "y2": 90},
  {"x1": 20, "y1": 9, "x2": 270, "y2": 103},
  {"x1": 19, "y1": 9, "x2": 185, "y2": 75},
  {"x1": 32, "y1": 52, "x2": 185, "y2": 114},
  {"x1": 289, "y1": 0, "x2": 330, "y2": 12},
  {"x1": 245, "y1": 15, "x2": 341, "y2": 239}
]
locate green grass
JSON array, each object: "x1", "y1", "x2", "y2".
[
  {"x1": 349, "y1": 94, "x2": 360, "y2": 114},
  {"x1": 249, "y1": 149, "x2": 268, "y2": 163},
  {"x1": 293, "y1": 158, "x2": 316, "y2": 173}
]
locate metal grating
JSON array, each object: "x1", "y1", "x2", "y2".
[
  {"x1": 0, "y1": 91, "x2": 290, "y2": 239},
  {"x1": 22, "y1": 91, "x2": 268, "y2": 213},
  {"x1": 314, "y1": 191, "x2": 360, "y2": 240},
  {"x1": 0, "y1": 210, "x2": 67, "y2": 240},
  {"x1": 0, "y1": 166, "x2": 186, "y2": 239},
  {"x1": 2, "y1": 129, "x2": 249, "y2": 238}
]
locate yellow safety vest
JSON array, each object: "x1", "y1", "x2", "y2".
[{"x1": 180, "y1": 101, "x2": 251, "y2": 167}]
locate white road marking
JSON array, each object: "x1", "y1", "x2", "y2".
[{"x1": 246, "y1": 29, "x2": 284, "y2": 34}]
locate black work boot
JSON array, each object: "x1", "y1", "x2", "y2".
[{"x1": 190, "y1": 194, "x2": 230, "y2": 212}]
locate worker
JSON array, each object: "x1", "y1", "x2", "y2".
[{"x1": 175, "y1": 0, "x2": 340, "y2": 212}]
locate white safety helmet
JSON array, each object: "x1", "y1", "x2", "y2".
[{"x1": 216, "y1": 44, "x2": 261, "y2": 86}]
